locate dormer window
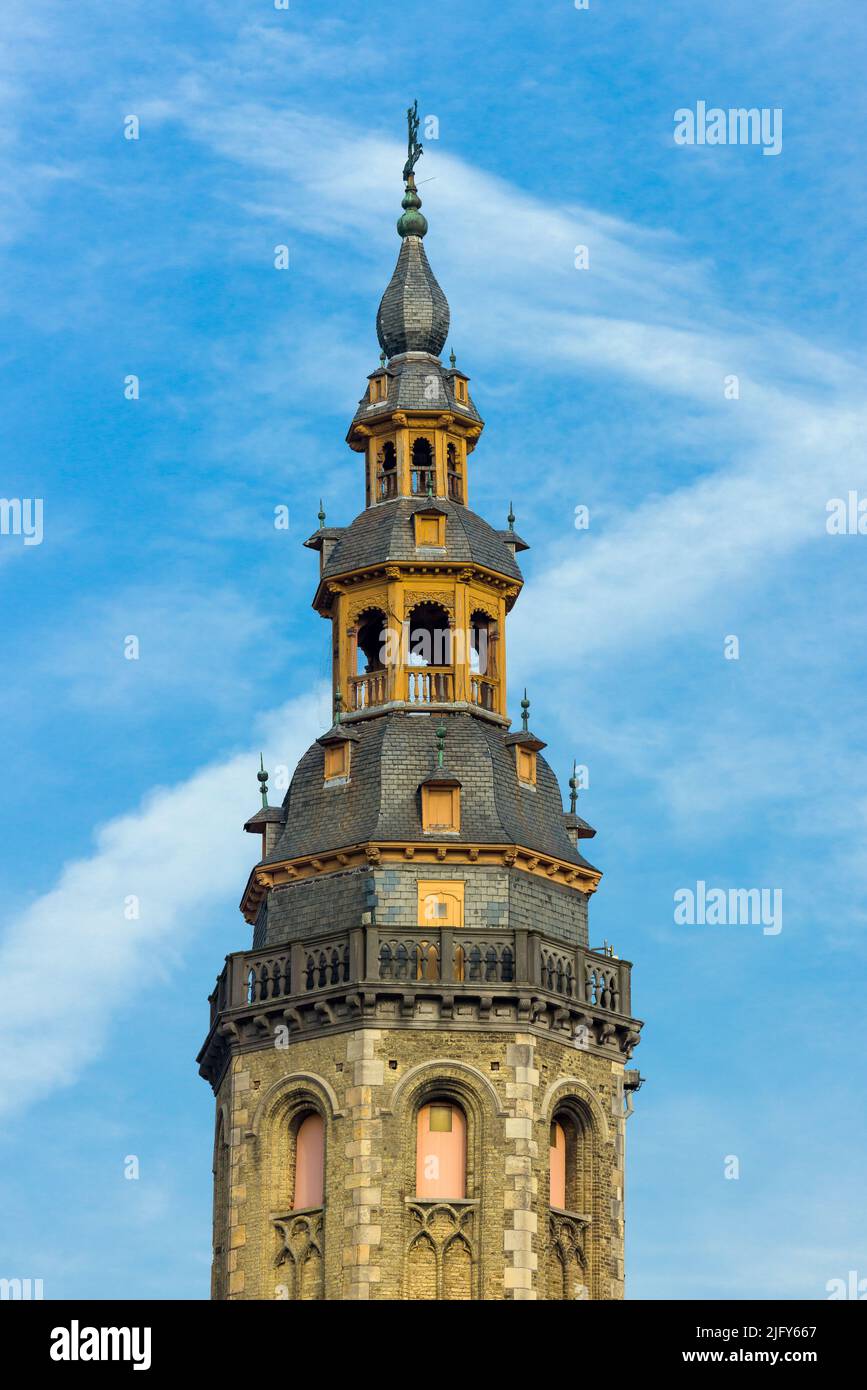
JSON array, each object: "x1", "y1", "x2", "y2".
[
  {"x1": 317, "y1": 721, "x2": 360, "y2": 784},
  {"x1": 324, "y1": 741, "x2": 351, "y2": 782},
  {"x1": 516, "y1": 746, "x2": 537, "y2": 786},
  {"x1": 505, "y1": 729, "x2": 546, "y2": 788},
  {"x1": 369, "y1": 374, "x2": 389, "y2": 404},
  {"x1": 414, "y1": 510, "x2": 446, "y2": 548},
  {"x1": 421, "y1": 782, "x2": 460, "y2": 832},
  {"x1": 454, "y1": 377, "x2": 468, "y2": 405}
]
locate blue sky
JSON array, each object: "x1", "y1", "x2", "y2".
[{"x1": 1, "y1": 0, "x2": 865, "y2": 1299}]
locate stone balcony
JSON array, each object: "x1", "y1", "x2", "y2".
[{"x1": 198, "y1": 924, "x2": 641, "y2": 1089}]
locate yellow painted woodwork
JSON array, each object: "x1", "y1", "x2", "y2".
[
  {"x1": 421, "y1": 785, "x2": 461, "y2": 833},
  {"x1": 414, "y1": 512, "x2": 446, "y2": 547},
  {"x1": 418, "y1": 880, "x2": 465, "y2": 928},
  {"x1": 324, "y1": 742, "x2": 350, "y2": 781},
  {"x1": 516, "y1": 747, "x2": 537, "y2": 785}
]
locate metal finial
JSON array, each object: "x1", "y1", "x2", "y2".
[
  {"x1": 403, "y1": 99, "x2": 423, "y2": 182},
  {"x1": 449, "y1": 348, "x2": 456, "y2": 369},
  {"x1": 380, "y1": 349, "x2": 387, "y2": 367},
  {"x1": 334, "y1": 686, "x2": 343, "y2": 724},
  {"x1": 436, "y1": 719, "x2": 447, "y2": 769},
  {"x1": 318, "y1": 498, "x2": 326, "y2": 527},
  {"x1": 569, "y1": 759, "x2": 578, "y2": 814},
  {"x1": 257, "y1": 753, "x2": 269, "y2": 809},
  {"x1": 507, "y1": 500, "x2": 515, "y2": 532},
  {"x1": 427, "y1": 477, "x2": 434, "y2": 499},
  {"x1": 521, "y1": 689, "x2": 530, "y2": 732},
  {"x1": 397, "y1": 101, "x2": 428, "y2": 238}
]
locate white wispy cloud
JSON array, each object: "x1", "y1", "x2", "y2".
[{"x1": 0, "y1": 691, "x2": 323, "y2": 1117}]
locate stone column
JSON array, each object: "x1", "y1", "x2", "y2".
[
  {"x1": 342, "y1": 1028, "x2": 385, "y2": 1298},
  {"x1": 226, "y1": 1058, "x2": 250, "y2": 1298},
  {"x1": 502, "y1": 1037, "x2": 540, "y2": 1299}
]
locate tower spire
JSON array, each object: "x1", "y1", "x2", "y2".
[{"x1": 376, "y1": 101, "x2": 449, "y2": 360}]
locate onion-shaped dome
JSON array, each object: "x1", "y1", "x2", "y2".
[{"x1": 376, "y1": 176, "x2": 450, "y2": 359}]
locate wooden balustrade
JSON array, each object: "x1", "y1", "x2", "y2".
[
  {"x1": 405, "y1": 667, "x2": 454, "y2": 703},
  {"x1": 470, "y1": 674, "x2": 497, "y2": 710},
  {"x1": 349, "y1": 670, "x2": 387, "y2": 709},
  {"x1": 346, "y1": 668, "x2": 499, "y2": 711},
  {"x1": 378, "y1": 471, "x2": 398, "y2": 499}
]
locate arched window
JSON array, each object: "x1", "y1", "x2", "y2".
[
  {"x1": 293, "y1": 1112, "x2": 325, "y2": 1210},
  {"x1": 416, "y1": 1101, "x2": 467, "y2": 1199},
  {"x1": 548, "y1": 1106, "x2": 592, "y2": 1215},
  {"x1": 411, "y1": 437, "x2": 434, "y2": 495},
  {"x1": 549, "y1": 1120, "x2": 567, "y2": 1210}
]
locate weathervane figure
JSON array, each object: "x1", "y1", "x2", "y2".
[{"x1": 403, "y1": 99, "x2": 423, "y2": 182}]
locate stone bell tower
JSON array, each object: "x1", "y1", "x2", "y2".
[{"x1": 198, "y1": 104, "x2": 643, "y2": 1301}]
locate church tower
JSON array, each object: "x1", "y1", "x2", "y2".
[{"x1": 198, "y1": 106, "x2": 643, "y2": 1301}]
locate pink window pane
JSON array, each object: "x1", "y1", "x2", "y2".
[
  {"x1": 294, "y1": 1113, "x2": 325, "y2": 1209},
  {"x1": 549, "y1": 1121, "x2": 566, "y2": 1209},
  {"x1": 416, "y1": 1103, "x2": 466, "y2": 1199}
]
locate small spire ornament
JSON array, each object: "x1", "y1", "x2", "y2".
[
  {"x1": 507, "y1": 501, "x2": 515, "y2": 532},
  {"x1": 449, "y1": 348, "x2": 456, "y2": 369},
  {"x1": 521, "y1": 689, "x2": 530, "y2": 732},
  {"x1": 318, "y1": 499, "x2": 326, "y2": 527},
  {"x1": 334, "y1": 686, "x2": 343, "y2": 724},
  {"x1": 436, "y1": 719, "x2": 447, "y2": 768},
  {"x1": 257, "y1": 753, "x2": 269, "y2": 809},
  {"x1": 569, "y1": 760, "x2": 579, "y2": 814}
]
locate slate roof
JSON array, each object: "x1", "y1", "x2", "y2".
[
  {"x1": 377, "y1": 236, "x2": 450, "y2": 358},
  {"x1": 319, "y1": 497, "x2": 523, "y2": 584},
  {"x1": 350, "y1": 351, "x2": 482, "y2": 430},
  {"x1": 265, "y1": 712, "x2": 598, "y2": 873}
]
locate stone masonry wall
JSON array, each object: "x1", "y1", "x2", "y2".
[{"x1": 211, "y1": 1024, "x2": 625, "y2": 1301}]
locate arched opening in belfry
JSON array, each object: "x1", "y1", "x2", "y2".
[
  {"x1": 405, "y1": 601, "x2": 453, "y2": 703},
  {"x1": 377, "y1": 440, "x2": 397, "y2": 500},
  {"x1": 356, "y1": 609, "x2": 387, "y2": 674},
  {"x1": 469, "y1": 610, "x2": 494, "y2": 675},
  {"x1": 469, "y1": 609, "x2": 498, "y2": 709},
  {"x1": 446, "y1": 441, "x2": 463, "y2": 502},
  {"x1": 411, "y1": 437, "x2": 434, "y2": 495},
  {"x1": 406, "y1": 602, "x2": 451, "y2": 668},
  {"x1": 351, "y1": 607, "x2": 388, "y2": 709}
]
